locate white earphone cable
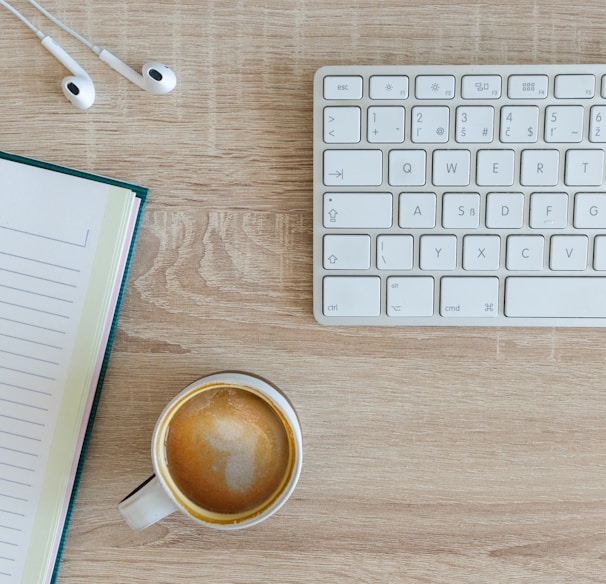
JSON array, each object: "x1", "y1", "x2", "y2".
[
  {"x1": 0, "y1": 0, "x2": 40, "y2": 35},
  {"x1": 25, "y1": 0, "x2": 102, "y2": 54}
]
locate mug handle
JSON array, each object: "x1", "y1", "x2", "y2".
[{"x1": 118, "y1": 475, "x2": 178, "y2": 530}]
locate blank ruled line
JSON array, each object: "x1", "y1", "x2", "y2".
[
  {"x1": 0, "y1": 476, "x2": 33, "y2": 488},
  {"x1": 0, "y1": 250, "x2": 80, "y2": 272},
  {"x1": 0, "y1": 315, "x2": 66, "y2": 335},
  {"x1": 0, "y1": 300, "x2": 69, "y2": 319},
  {"x1": 0, "y1": 446, "x2": 37, "y2": 458},
  {"x1": 0, "y1": 508, "x2": 25, "y2": 518},
  {"x1": 0, "y1": 283, "x2": 73, "y2": 304},
  {"x1": 0, "y1": 414, "x2": 45, "y2": 426},
  {"x1": 0, "y1": 397, "x2": 48, "y2": 412},
  {"x1": 0, "y1": 493, "x2": 28, "y2": 502},
  {"x1": 0, "y1": 525, "x2": 21, "y2": 532},
  {"x1": 0, "y1": 348, "x2": 59, "y2": 366},
  {"x1": 0, "y1": 365, "x2": 55, "y2": 381},
  {"x1": 0, "y1": 267, "x2": 77, "y2": 288},
  {"x1": 0, "y1": 332, "x2": 63, "y2": 350},
  {"x1": 0, "y1": 541, "x2": 17, "y2": 548},
  {"x1": 0, "y1": 430, "x2": 41, "y2": 442},
  {"x1": 0, "y1": 381, "x2": 52, "y2": 396},
  {"x1": 0, "y1": 461, "x2": 35, "y2": 475},
  {"x1": 0, "y1": 224, "x2": 90, "y2": 248}
]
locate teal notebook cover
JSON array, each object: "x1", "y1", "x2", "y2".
[{"x1": 0, "y1": 150, "x2": 147, "y2": 584}]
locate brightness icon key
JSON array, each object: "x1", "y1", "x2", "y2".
[
  {"x1": 415, "y1": 75, "x2": 455, "y2": 99},
  {"x1": 369, "y1": 75, "x2": 409, "y2": 99}
]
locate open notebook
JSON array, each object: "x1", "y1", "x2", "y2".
[{"x1": 0, "y1": 151, "x2": 147, "y2": 584}]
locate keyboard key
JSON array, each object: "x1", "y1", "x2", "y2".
[
  {"x1": 508, "y1": 75, "x2": 548, "y2": 99},
  {"x1": 323, "y1": 193, "x2": 392, "y2": 228},
  {"x1": 565, "y1": 149, "x2": 604, "y2": 186},
  {"x1": 367, "y1": 106, "x2": 405, "y2": 143},
  {"x1": 369, "y1": 75, "x2": 409, "y2": 99},
  {"x1": 399, "y1": 192, "x2": 437, "y2": 228},
  {"x1": 377, "y1": 235, "x2": 414, "y2": 270},
  {"x1": 324, "y1": 107, "x2": 361, "y2": 143},
  {"x1": 420, "y1": 235, "x2": 457, "y2": 270},
  {"x1": 554, "y1": 74, "x2": 595, "y2": 99},
  {"x1": 463, "y1": 235, "x2": 500, "y2": 270},
  {"x1": 412, "y1": 106, "x2": 449, "y2": 143},
  {"x1": 505, "y1": 277, "x2": 606, "y2": 318},
  {"x1": 323, "y1": 276, "x2": 381, "y2": 317},
  {"x1": 323, "y1": 76, "x2": 363, "y2": 99},
  {"x1": 529, "y1": 192, "x2": 568, "y2": 228},
  {"x1": 323, "y1": 150, "x2": 382, "y2": 186},
  {"x1": 549, "y1": 235, "x2": 588, "y2": 270},
  {"x1": 442, "y1": 192, "x2": 480, "y2": 228},
  {"x1": 545, "y1": 106, "x2": 584, "y2": 142},
  {"x1": 323, "y1": 235, "x2": 371, "y2": 269},
  {"x1": 461, "y1": 75, "x2": 501, "y2": 99},
  {"x1": 388, "y1": 150, "x2": 427, "y2": 186},
  {"x1": 387, "y1": 277, "x2": 434, "y2": 316},
  {"x1": 486, "y1": 192, "x2": 524, "y2": 228},
  {"x1": 594, "y1": 236, "x2": 606, "y2": 270},
  {"x1": 476, "y1": 149, "x2": 515, "y2": 186},
  {"x1": 415, "y1": 75, "x2": 455, "y2": 99},
  {"x1": 506, "y1": 235, "x2": 545, "y2": 270},
  {"x1": 433, "y1": 150, "x2": 471, "y2": 186},
  {"x1": 589, "y1": 106, "x2": 606, "y2": 142},
  {"x1": 500, "y1": 106, "x2": 539, "y2": 143},
  {"x1": 456, "y1": 106, "x2": 494, "y2": 143},
  {"x1": 574, "y1": 193, "x2": 606, "y2": 228},
  {"x1": 520, "y1": 150, "x2": 559, "y2": 186},
  {"x1": 440, "y1": 277, "x2": 499, "y2": 317}
]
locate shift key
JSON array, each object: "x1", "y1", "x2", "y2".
[{"x1": 324, "y1": 150, "x2": 383, "y2": 186}]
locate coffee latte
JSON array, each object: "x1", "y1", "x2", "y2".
[{"x1": 164, "y1": 385, "x2": 293, "y2": 516}]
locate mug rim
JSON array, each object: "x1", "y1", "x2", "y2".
[{"x1": 151, "y1": 371, "x2": 303, "y2": 530}]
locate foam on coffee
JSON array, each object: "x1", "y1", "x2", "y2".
[{"x1": 164, "y1": 385, "x2": 292, "y2": 516}]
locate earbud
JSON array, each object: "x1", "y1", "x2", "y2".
[
  {"x1": 2, "y1": 0, "x2": 176, "y2": 107},
  {"x1": 98, "y1": 49, "x2": 177, "y2": 95},
  {"x1": 40, "y1": 34, "x2": 95, "y2": 109}
]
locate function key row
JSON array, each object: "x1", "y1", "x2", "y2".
[{"x1": 323, "y1": 74, "x2": 605, "y2": 101}]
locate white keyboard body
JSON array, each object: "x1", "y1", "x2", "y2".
[{"x1": 313, "y1": 64, "x2": 606, "y2": 327}]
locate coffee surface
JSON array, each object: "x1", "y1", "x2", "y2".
[{"x1": 164, "y1": 386, "x2": 291, "y2": 515}]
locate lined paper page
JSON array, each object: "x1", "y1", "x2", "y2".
[{"x1": 0, "y1": 158, "x2": 136, "y2": 583}]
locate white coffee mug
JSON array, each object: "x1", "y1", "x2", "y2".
[{"x1": 118, "y1": 372, "x2": 303, "y2": 530}]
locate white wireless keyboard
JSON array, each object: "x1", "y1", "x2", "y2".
[{"x1": 313, "y1": 64, "x2": 606, "y2": 327}]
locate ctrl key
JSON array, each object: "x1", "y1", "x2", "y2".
[{"x1": 323, "y1": 276, "x2": 381, "y2": 317}]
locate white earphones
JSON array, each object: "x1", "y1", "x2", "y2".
[
  {"x1": 1, "y1": 0, "x2": 176, "y2": 109},
  {"x1": 0, "y1": 0, "x2": 95, "y2": 109},
  {"x1": 97, "y1": 50, "x2": 177, "y2": 95},
  {"x1": 26, "y1": 0, "x2": 177, "y2": 96},
  {"x1": 39, "y1": 34, "x2": 95, "y2": 109}
]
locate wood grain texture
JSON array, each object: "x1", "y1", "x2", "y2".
[{"x1": 1, "y1": 0, "x2": 606, "y2": 582}]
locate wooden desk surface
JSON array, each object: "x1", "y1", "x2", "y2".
[{"x1": 2, "y1": 1, "x2": 606, "y2": 582}]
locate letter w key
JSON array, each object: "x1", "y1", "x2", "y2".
[{"x1": 433, "y1": 150, "x2": 471, "y2": 185}]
